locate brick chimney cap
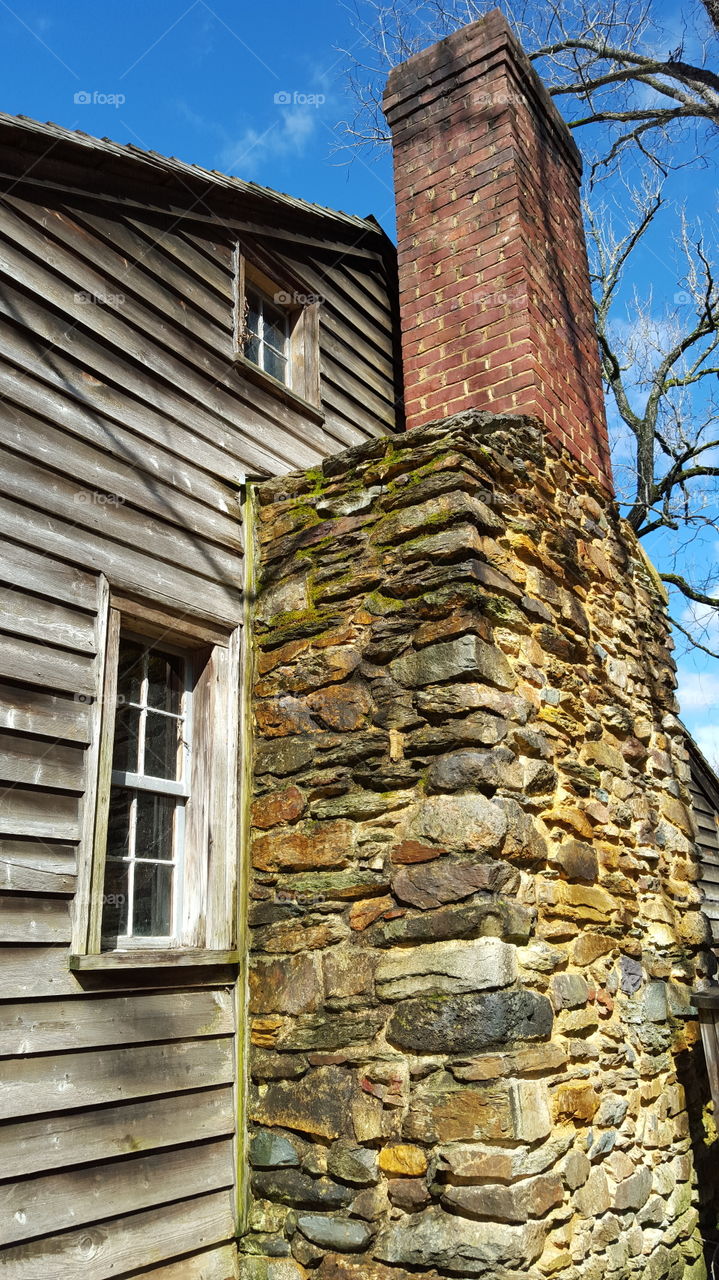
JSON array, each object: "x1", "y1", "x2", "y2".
[{"x1": 382, "y1": 7, "x2": 581, "y2": 175}]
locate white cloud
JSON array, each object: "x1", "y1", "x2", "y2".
[
  {"x1": 676, "y1": 666, "x2": 719, "y2": 712},
  {"x1": 693, "y1": 724, "x2": 719, "y2": 771},
  {"x1": 219, "y1": 106, "x2": 320, "y2": 175}
]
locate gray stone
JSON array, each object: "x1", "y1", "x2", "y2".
[
  {"x1": 408, "y1": 795, "x2": 508, "y2": 855},
  {"x1": 613, "y1": 1165, "x2": 653, "y2": 1211},
  {"x1": 375, "y1": 937, "x2": 517, "y2": 999},
  {"x1": 442, "y1": 1172, "x2": 563, "y2": 1222},
  {"x1": 594, "y1": 1093, "x2": 629, "y2": 1127},
  {"x1": 326, "y1": 1144, "x2": 379, "y2": 1186},
  {"x1": 375, "y1": 897, "x2": 533, "y2": 947},
  {"x1": 552, "y1": 973, "x2": 589, "y2": 1010},
  {"x1": 643, "y1": 980, "x2": 668, "y2": 1022},
  {"x1": 296, "y1": 1215, "x2": 372, "y2": 1253},
  {"x1": 375, "y1": 1206, "x2": 544, "y2": 1274},
  {"x1": 250, "y1": 1131, "x2": 301, "y2": 1169},
  {"x1": 620, "y1": 955, "x2": 643, "y2": 994},
  {"x1": 564, "y1": 1149, "x2": 591, "y2": 1190},
  {"x1": 427, "y1": 748, "x2": 516, "y2": 794},
  {"x1": 255, "y1": 736, "x2": 315, "y2": 777},
  {"x1": 251, "y1": 1170, "x2": 354, "y2": 1209},
  {"x1": 587, "y1": 1129, "x2": 617, "y2": 1160},
  {"x1": 391, "y1": 857, "x2": 519, "y2": 910},
  {"x1": 494, "y1": 798, "x2": 548, "y2": 865},
  {"x1": 391, "y1": 635, "x2": 515, "y2": 690},
  {"x1": 387, "y1": 987, "x2": 553, "y2": 1053}
]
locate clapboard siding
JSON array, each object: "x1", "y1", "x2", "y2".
[
  {"x1": 0, "y1": 1189, "x2": 237, "y2": 1280},
  {"x1": 1, "y1": 1085, "x2": 235, "y2": 1180},
  {"x1": 0, "y1": 133, "x2": 399, "y2": 1278},
  {"x1": 0, "y1": 1035, "x2": 235, "y2": 1120},
  {"x1": 687, "y1": 739, "x2": 719, "y2": 945}
]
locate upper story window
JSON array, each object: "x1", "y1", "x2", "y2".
[
  {"x1": 235, "y1": 248, "x2": 321, "y2": 409},
  {"x1": 245, "y1": 287, "x2": 291, "y2": 387},
  {"x1": 103, "y1": 636, "x2": 191, "y2": 943}
]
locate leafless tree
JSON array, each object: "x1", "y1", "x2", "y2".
[{"x1": 340, "y1": 0, "x2": 719, "y2": 657}]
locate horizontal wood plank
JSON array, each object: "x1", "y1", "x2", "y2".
[
  {"x1": 0, "y1": 539, "x2": 97, "y2": 609},
  {"x1": 0, "y1": 894, "x2": 71, "y2": 943},
  {"x1": 122, "y1": 1242, "x2": 239, "y2": 1280},
  {"x1": 0, "y1": 631, "x2": 95, "y2": 696},
  {"x1": 0, "y1": 1035, "x2": 235, "y2": 1118},
  {"x1": 1, "y1": 987, "x2": 234, "y2": 1055},
  {"x1": 0, "y1": 495, "x2": 241, "y2": 625},
  {"x1": 0, "y1": 682, "x2": 92, "y2": 743},
  {"x1": 0, "y1": 1084, "x2": 235, "y2": 1180},
  {"x1": 0, "y1": 856, "x2": 75, "y2": 895},
  {"x1": 0, "y1": 585, "x2": 95, "y2": 654},
  {"x1": 0, "y1": 787, "x2": 80, "y2": 842},
  {"x1": 0, "y1": 1188, "x2": 236, "y2": 1279},
  {"x1": 2, "y1": 1136, "x2": 234, "y2": 1245},
  {"x1": 0, "y1": 732, "x2": 85, "y2": 793}
]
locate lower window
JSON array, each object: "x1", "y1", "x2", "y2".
[
  {"x1": 74, "y1": 596, "x2": 241, "y2": 961},
  {"x1": 103, "y1": 635, "x2": 190, "y2": 944}
]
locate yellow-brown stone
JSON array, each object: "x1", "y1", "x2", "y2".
[{"x1": 379, "y1": 1144, "x2": 428, "y2": 1176}]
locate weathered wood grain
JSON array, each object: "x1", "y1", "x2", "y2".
[
  {"x1": 1, "y1": 1085, "x2": 235, "y2": 1179},
  {"x1": 0, "y1": 631, "x2": 95, "y2": 695},
  {"x1": 0, "y1": 1188, "x2": 236, "y2": 1278},
  {"x1": 0, "y1": 732, "x2": 85, "y2": 792},
  {"x1": 1, "y1": 987, "x2": 234, "y2": 1055},
  {"x1": 0, "y1": 681, "x2": 92, "y2": 743},
  {"x1": 0, "y1": 1035, "x2": 235, "y2": 1118},
  {"x1": 0, "y1": 894, "x2": 71, "y2": 943}
]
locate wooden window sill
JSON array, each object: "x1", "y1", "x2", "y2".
[
  {"x1": 233, "y1": 354, "x2": 325, "y2": 425},
  {"x1": 69, "y1": 949, "x2": 240, "y2": 971}
]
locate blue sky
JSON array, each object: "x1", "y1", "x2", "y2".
[{"x1": 1, "y1": 0, "x2": 717, "y2": 759}]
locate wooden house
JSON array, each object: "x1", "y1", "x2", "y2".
[{"x1": 0, "y1": 112, "x2": 400, "y2": 1277}]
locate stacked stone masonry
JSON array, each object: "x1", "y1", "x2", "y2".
[{"x1": 244, "y1": 411, "x2": 716, "y2": 1280}]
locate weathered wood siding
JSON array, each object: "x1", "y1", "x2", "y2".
[
  {"x1": 687, "y1": 742, "x2": 719, "y2": 946},
  {"x1": 0, "y1": 153, "x2": 397, "y2": 1276}
]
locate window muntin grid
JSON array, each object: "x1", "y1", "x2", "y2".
[
  {"x1": 245, "y1": 287, "x2": 290, "y2": 386},
  {"x1": 102, "y1": 637, "x2": 191, "y2": 943}
]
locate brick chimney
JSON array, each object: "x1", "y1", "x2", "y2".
[{"x1": 383, "y1": 8, "x2": 612, "y2": 488}]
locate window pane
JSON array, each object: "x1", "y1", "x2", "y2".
[
  {"x1": 116, "y1": 639, "x2": 144, "y2": 706},
  {"x1": 147, "y1": 649, "x2": 183, "y2": 714},
  {"x1": 135, "y1": 793, "x2": 175, "y2": 861},
  {"x1": 264, "y1": 346, "x2": 288, "y2": 384},
  {"x1": 245, "y1": 333, "x2": 260, "y2": 365},
  {"x1": 246, "y1": 291, "x2": 261, "y2": 337},
  {"x1": 102, "y1": 860, "x2": 129, "y2": 937},
  {"x1": 263, "y1": 303, "x2": 287, "y2": 351},
  {"x1": 112, "y1": 705, "x2": 141, "y2": 773},
  {"x1": 133, "y1": 862, "x2": 173, "y2": 936},
  {"x1": 107, "y1": 788, "x2": 131, "y2": 858},
  {"x1": 144, "y1": 710, "x2": 179, "y2": 780}
]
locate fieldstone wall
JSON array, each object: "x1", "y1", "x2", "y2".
[{"x1": 243, "y1": 410, "x2": 715, "y2": 1280}]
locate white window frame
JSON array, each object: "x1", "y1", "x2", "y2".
[
  {"x1": 104, "y1": 633, "x2": 193, "y2": 948},
  {"x1": 234, "y1": 248, "x2": 321, "y2": 410},
  {"x1": 71, "y1": 591, "x2": 242, "y2": 969},
  {"x1": 244, "y1": 285, "x2": 292, "y2": 388}
]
